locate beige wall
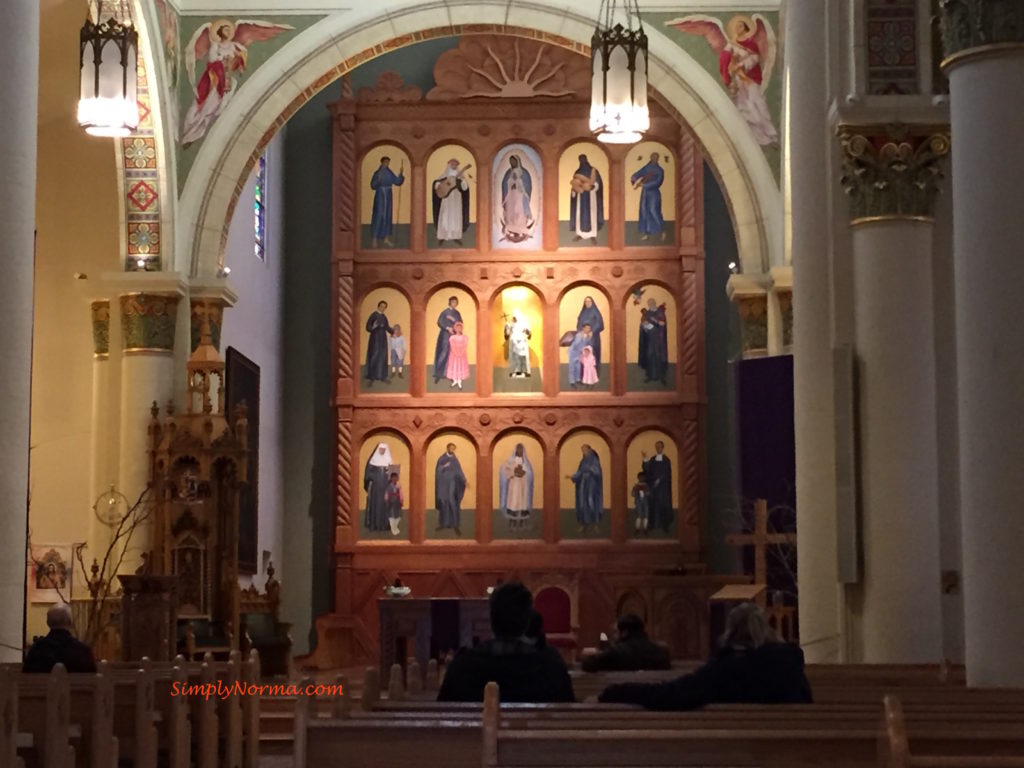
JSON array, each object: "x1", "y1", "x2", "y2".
[{"x1": 28, "y1": 0, "x2": 121, "y2": 641}]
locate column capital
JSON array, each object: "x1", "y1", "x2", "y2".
[
  {"x1": 188, "y1": 279, "x2": 237, "y2": 353},
  {"x1": 119, "y1": 293, "x2": 181, "y2": 354},
  {"x1": 837, "y1": 124, "x2": 951, "y2": 225},
  {"x1": 939, "y1": 0, "x2": 1024, "y2": 71},
  {"x1": 91, "y1": 300, "x2": 110, "y2": 358},
  {"x1": 726, "y1": 274, "x2": 770, "y2": 357}
]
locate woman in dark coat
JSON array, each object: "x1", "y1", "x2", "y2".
[{"x1": 598, "y1": 602, "x2": 812, "y2": 710}]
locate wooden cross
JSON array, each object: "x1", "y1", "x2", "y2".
[{"x1": 726, "y1": 499, "x2": 797, "y2": 608}]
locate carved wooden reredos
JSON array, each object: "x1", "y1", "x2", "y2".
[{"x1": 325, "y1": 34, "x2": 714, "y2": 663}]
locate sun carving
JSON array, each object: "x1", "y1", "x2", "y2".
[{"x1": 427, "y1": 36, "x2": 590, "y2": 101}]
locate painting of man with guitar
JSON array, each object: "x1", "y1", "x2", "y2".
[
  {"x1": 568, "y1": 153, "x2": 604, "y2": 243},
  {"x1": 432, "y1": 158, "x2": 472, "y2": 245}
]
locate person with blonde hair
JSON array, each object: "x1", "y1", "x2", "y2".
[{"x1": 598, "y1": 602, "x2": 811, "y2": 710}]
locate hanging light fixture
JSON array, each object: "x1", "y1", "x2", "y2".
[
  {"x1": 590, "y1": 0, "x2": 649, "y2": 144},
  {"x1": 78, "y1": 0, "x2": 139, "y2": 137}
]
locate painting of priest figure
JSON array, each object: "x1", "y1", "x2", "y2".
[
  {"x1": 638, "y1": 298, "x2": 669, "y2": 385},
  {"x1": 641, "y1": 441, "x2": 673, "y2": 533},
  {"x1": 434, "y1": 296, "x2": 463, "y2": 384},
  {"x1": 365, "y1": 300, "x2": 394, "y2": 386},
  {"x1": 435, "y1": 443, "x2": 467, "y2": 536},
  {"x1": 569, "y1": 153, "x2": 604, "y2": 243},
  {"x1": 499, "y1": 443, "x2": 535, "y2": 531},
  {"x1": 369, "y1": 156, "x2": 405, "y2": 248},
  {"x1": 568, "y1": 444, "x2": 604, "y2": 534},
  {"x1": 630, "y1": 152, "x2": 667, "y2": 242},
  {"x1": 432, "y1": 158, "x2": 471, "y2": 245},
  {"x1": 504, "y1": 310, "x2": 533, "y2": 378}
]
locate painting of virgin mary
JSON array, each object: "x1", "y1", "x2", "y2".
[{"x1": 492, "y1": 144, "x2": 543, "y2": 249}]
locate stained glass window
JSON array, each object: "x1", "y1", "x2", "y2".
[{"x1": 254, "y1": 154, "x2": 267, "y2": 261}]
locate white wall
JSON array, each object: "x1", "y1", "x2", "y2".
[{"x1": 220, "y1": 130, "x2": 286, "y2": 590}]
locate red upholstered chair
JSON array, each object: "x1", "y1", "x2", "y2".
[{"x1": 534, "y1": 586, "x2": 578, "y2": 662}]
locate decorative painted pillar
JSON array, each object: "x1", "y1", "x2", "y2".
[
  {"x1": 768, "y1": 266, "x2": 793, "y2": 355},
  {"x1": 785, "y1": 0, "x2": 841, "y2": 663},
  {"x1": 838, "y1": 124, "x2": 949, "y2": 662},
  {"x1": 726, "y1": 275, "x2": 770, "y2": 358},
  {"x1": 88, "y1": 301, "x2": 115, "y2": 556},
  {"x1": 939, "y1": 3, "x2": 1024, "y2": 685},
  {"x1": 118, "y1": 287, "x2": 186, "y2": 564},
  {"x1": 0, "y1": 0, "x2": 38, "y2": 661}
]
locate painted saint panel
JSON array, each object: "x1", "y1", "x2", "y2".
[
  {"x1": 425, "y1": 433, "x2": 476, "y2": 540},
  {"x1": 492, "y1": 284, "x2": 544, "y2": 393},
  {"x1": 558, "y1": 142, "x2": 609, "y2": 247},
  {"x1": 559, "y1": 432, "x2": 612, "y2": 540},
  {"x1": 360, "y1": 145, "x2": 411, "y2": 250},
  {"x1": 358, "y1": 433, "x2": 411, "y2": 541},
  {"x1": 558, "y1": 286, "x2": 611, "y2": 393},
  {"x1": 626, "y1": 284, "x2": 677, "y2": 392},
  {"x1": 625, "y1": 141, "x2": 676, "y2": 246},
  {"x1": 626, "y1": 430, "x2": 679, "y2": 539},
  {"x1": 492, "y1": 144, "x2": 543, "y2": 249},
  {"x1": 427, "y1": 145, "x2": 477, "y2": 249},
  {"x1": 359, "y1": 287, "x2": 410, "y2": 393},
  {"x1": 491, "y1": 432, "x2": 544, "y2": 541},
  {"x1": 426, "y1": 287, "x2": 477, "y2": 392}
]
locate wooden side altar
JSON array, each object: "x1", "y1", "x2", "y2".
[{"x1": 379, "y1": 597, "x2": 490, "y2": 676}]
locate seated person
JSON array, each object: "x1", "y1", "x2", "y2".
[
  {"x1": 438, "y1": 582, "x2": 575, "y2": 703},
  {"x1": 598, "y1": 602, "x2": 811, "y2": 710},
  {"x1": 23, "y1": 603, "x2": 97, "y2": 673},
  {"x1": 524, "y1": 610, "x2": 547, "y2": 650},
  {"x1": 581, "y1": 613, "x2": 671, "y2": 672}
]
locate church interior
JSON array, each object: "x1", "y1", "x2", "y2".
[{"x1": 3, "y1": 0, "x2": 1024, "y2": 764}]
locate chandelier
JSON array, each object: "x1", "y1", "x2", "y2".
[
  {"x1": 590, "y1": 0, "x2": 649, "y2": 144},
  {"x1": 78, "y1": 0, "x2": 139, "y2": 137}
]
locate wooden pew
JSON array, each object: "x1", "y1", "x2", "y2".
[
  {"x1": 15, "y1": 663, "x2": 75, "y2": 768},
  {"x1": 0, "y1": 668, "x2": 25, "y2": 768},
  {"x1": 881, "y1": 694, "x2": 1024, "y2": 768}
]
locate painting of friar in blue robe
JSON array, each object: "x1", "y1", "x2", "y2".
[
  {"x1": 630, "y1": 152, "x2": 667, "y2": 242},
  {"x1": 369, "y1": 156, "x2": 405, "y2": 248},
  {"x1": 570, "y1": 445, "x2": 604, "y2": 532}
]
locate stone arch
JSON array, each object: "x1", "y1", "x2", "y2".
[{"x1": 172, "y1": 4, "x2": 778, "y2": 277}]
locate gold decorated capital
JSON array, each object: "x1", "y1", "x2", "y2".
[
  {"x1": 91, "y1": 300, "x2": 110, "y2": 358},
  {"x1": 939, "y1": 0, "x2": 1024, "y2": 70},
  {"x1": 838, "y1": 125, "x2": 951, "y2": 225},
  {"x1": 190, "y1": 299, "x2": 224, "y2": 353},
  {"x1": 120, "y1": 293, "x2": 180, "y2": 352}
]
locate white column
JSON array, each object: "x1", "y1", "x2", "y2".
[
  {"x1": 0, "y1": 0, "x2": 39, "y2": 662},
  {"x1": 850, "y1": 220, "x2": 943, "y2": 661},
  {"x1": 943, "y1": 40, "x2": 1024, "y2": 685},
  {"x1": 88, "y1": 301, "x2": 116, "y2": 557},
  {"x1": 785, "y1": 0, "x2": 841, "y2": 662}
]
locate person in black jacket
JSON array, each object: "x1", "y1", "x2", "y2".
[
  {"x1": 438, "y1": 582, "x2": 575, "y2": 703},
  {"x1": 23, "y1": 604, "x2": 97, "y2": 674},
  {"x1": 581, "y1": 613, "x2": 671, "y2": 672},
  {"x1": 598, "y1": 602, "x2": 811, "y2": 710}
]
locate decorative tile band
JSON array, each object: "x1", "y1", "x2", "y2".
[
  {"x1": 939, "y1": 0, "x2": 1024, "y2": 68},
  {"x1": 737, "y1": 296, "x2": 769, "y2": 354},
  {"x1": 91, "y1": 300, "x2": 110, "y2": 357},
  {"x1": 120, "y1": 293, "x2": 180, "y2": 352},
  {"x1": 121, "y1": 56, "x2": 162, "y2": 271}
]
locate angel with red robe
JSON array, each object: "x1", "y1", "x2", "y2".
[
  {"x1": 180, "y1": 18, "x2": 293, "y2": 146},
  {"x1": 666, "y1": 14, "x2": 778, "y2": 146}
]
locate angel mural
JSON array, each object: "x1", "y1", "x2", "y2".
[
  {"x1": 666, "y1": 14, "x2": 778, "y2": 146},
  {"x1": 180, "y1": 19, "x2": 293, "y2": 146}
]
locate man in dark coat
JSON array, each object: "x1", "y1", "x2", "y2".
[
  {"x1": 23, "y1": 604, "x2": 97, "y2": 673},
  {"x1": 598, "y1": 603, "x2": 811, "y2": 710},
  {"x1": 581, "y1": 613, "x2": 671, "y2": 672},
  {"x1": 365, "y1": 300, "x2": 393, "y2": 385},
  {"x1": 642, "y1": 441, "x2": 673, "y2": 532},
  {"x1": 438, "y1": 582, "x2": 575, "y2": 703},
  {"x1": 435, "y1": 443, "x2": 467, "y2": 535}
]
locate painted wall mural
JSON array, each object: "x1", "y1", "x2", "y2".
[
  {"x1": 492, "y1": 432, "x2": 544, "y2": 541},
  {"x1": 626, "y1": 284, "x2": 677, "y2": 392},
  {"x1": 359, "y1": 432, "x2": 411, "y2": 541},
  {"x1": 359, "y1": 287, "x2": 411, "y2": 393},
  {"x1": 649, "y1": 10, "x2": 782, "y2": 180},
  {"x1": 559, "y1": 432, "x2": 612, "y2": 540},
  {"x1": 427, "y1": 287, "x2": 477, "y2": 393},
  {"x1": 558, "y1": 286, "x2": 611, "y2": 393},
  {"x1": 492, "y1": 143, "x2": 543, "y2": 249},
  {"x1": 361, "y1": 145, "x2": 412, "y2": 250},
  {"x1": 558, "y1": 142, "x2": 609, "y2": 247},
  {"x1": 625, "y1": 141, "x2": 675, "y2": 246},
  {"x1": 425, "y1": 433, "x2": 476, "y2": 540},
  {"x1": 492, "y1": 284, "x2": 544, "y2": 393},
  {"x1": 427, "y1": 145, "x2": 476, "y2": 249},
  {"x1": 175, "y1": 14, "x2": 323, "y2": 190},
  {"x1": 626, "y1": 430, "x2": 679, "y2": 539}
]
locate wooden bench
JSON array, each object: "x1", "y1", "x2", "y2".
[{"x1": 881, "y1": 694, "x2": 1024, "y2": 768}]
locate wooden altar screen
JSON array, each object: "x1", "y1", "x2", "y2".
[{"x1": 312, "y1": 35, "x2": 734, "y2": 668}]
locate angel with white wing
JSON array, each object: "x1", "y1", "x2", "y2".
[
  {"x1": 666, "y1": 14, "x2": 779, "y2": 146},
  {"x1": 180, "y1": 19, "x2": 293, "y2": 146}
]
